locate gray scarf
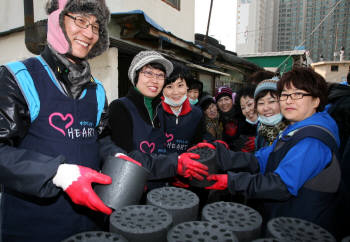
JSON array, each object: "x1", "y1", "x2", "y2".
[{"x1": 49, "y1": 45, "x2": 93, "y2": 99}]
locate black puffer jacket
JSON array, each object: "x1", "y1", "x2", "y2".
[
  {"x1": 0, "y1": 47, "x2": 179, "y2": 198},
  {"x1": 0, "y1": 46, "x2": 111, "y2": 197}
]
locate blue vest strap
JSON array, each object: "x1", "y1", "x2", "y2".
[
  {"x1": 5, "y1": 61, "x2": 40, "y2": 122},
  {"x1": 267, "y1": 125, "x2": 339, "y2": 173},
  {"x1": 94, "y1": 78, "x2": 106, "y2": 127},
  {"x1": 6, "y1": 57, "x2": 105, "y2": 127},
  {"x1": 35, "y1": 56, "x2": 62, "y2": 91},
  {"x1": 280, "y1": 125, "x2": 338, "y2": 155}
]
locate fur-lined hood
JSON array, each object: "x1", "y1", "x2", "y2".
[{"x1": 46, "y1": 0, "x2": 110, "y2": 59}]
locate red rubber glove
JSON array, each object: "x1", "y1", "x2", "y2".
[
  {"x1": 213, "y1": 140, "x2": 229, "y2": 149},
  {"x1": 205, "y1": 174, "x2": 228, "y2": 190},
  {"x1": 171, "y1": 177, "x2": 190, "y2": 188},
  {"x1": 187, "y1": 142, "x2": 216, "y2": 151},
  {"x1": 115, "y1": 153, "x2": 142, "y2": 167},
  {"x1": 241, "y1": 136, "x2": 256, "y2": 153},
  {"x1": 177, "y1": 153, "x2": 209, "y2": 180},
  {"x1": 53, "y1": 164, "x2": 112, "y2": 215}
]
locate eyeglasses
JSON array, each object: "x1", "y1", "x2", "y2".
[
  {"x1": 279, "y1": 92, "x2": 312, "y2": 101},
  {"x1": 141, "y1": 70, "x2": 165, "y2": 80},
  {"x1": 65, "y1": 14, "x2": 100, "y2": 35}
]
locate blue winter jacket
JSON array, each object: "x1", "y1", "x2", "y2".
[{"x1": 255, "y1": 110, "x2": 339, "y2": 195}]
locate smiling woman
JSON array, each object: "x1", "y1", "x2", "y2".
[
  {"x1": 107, "y1": 53, "x2": 209, "y2": 193},
  {"x1": 159, "y1": 62, "x2": 206, "y2": 153},
  {"x1": 136, "y1": 65, "x2": 166, "y2": 98},
  {"x1": 162, "y1": 72, "x2": 189, "y2": 110},
  {"x1": 254, "y1": 77, "x2": 288, "y2": 149},
  {"x1": 108, "y1": 50, "x2": 173, "y2": 153}
]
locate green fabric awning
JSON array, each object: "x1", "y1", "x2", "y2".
[{"x1": 243, "y1": 55, "x2": 294, "y2": 73}]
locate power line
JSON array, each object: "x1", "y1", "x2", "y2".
[
  {"x1": 236, "y1": 24, "x2": 277, "y2": 36},
  {"x1": 277, "y1": 0, "x2": 344, "y2": 70}
]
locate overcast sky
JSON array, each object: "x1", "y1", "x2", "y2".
[{"x1": 195, "y1": 0, "x2": 237, "y2": 52}]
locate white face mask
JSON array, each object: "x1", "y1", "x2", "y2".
[
  {"x1": 164, "y1": 95, "x2": 187, "y2": 107},
  {"x1": 246, "y1": 118, "x2": 259, "y2": 125},
  {"x1": 258, "y1": 113, "x2": 283, "y2": 126}
]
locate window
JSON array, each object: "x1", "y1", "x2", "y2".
[
  {"x1": 162, "y1": 0, "x2": 180, "y2": 10},
  {"x1": 331, "y1": 65, "x2": 339, "y2": 72}
]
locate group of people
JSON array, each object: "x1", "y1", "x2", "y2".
[
  {"x1": 0, "y1": 0, "x2": 349, "y2": 241},
  {"x1": 196, "y1": 72, "x2": 286, "y2": 154},
  {"x1": 0, "y1": 1, "x2": 207, "y2": 241},
  {"x1": 196, "y1": 69, "x2": 349, "y2": 237}
]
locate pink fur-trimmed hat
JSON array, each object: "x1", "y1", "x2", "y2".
[{"x1": 46, "y1": 0, "x2": 110, "y2": 59}]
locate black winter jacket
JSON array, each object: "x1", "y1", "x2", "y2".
[
  {"x1": 215, "y1": 143, "x2": 291, "y2": 201},
  {"x1": 106, "y1": 87, "x2": 179, "y2": 179},
  {"x1": 108, "y1": 87, "x2": 163, "y2": 152},
  {"x1": 328, "y1": 83, "x2": 350, "y2": 157},
  {"x1": 160, "y1": 98, "x2": 208, "y2": 150},
  {"x1": 0, "y1": 46, "x2": 115, "y2": 198}
]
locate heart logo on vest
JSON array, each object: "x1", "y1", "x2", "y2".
[
  {"x1": 49, "y1": 112, "x2": 74, "y2": 136},
  {"x1": 165, "y1": 133, "x2": 174, "y2": 142},
  {"x1": 139, "y1": 141, "x2": 155, "y2": 153}
]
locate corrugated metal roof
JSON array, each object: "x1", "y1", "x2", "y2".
[
  {"x1": 239, "y1": 50, "x2": 305, "y2": 57},
  {"x1": 187, "y1": 63, "x2": 230, "y2": 76}
]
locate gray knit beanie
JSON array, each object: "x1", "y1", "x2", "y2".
[
  {"x1": 46, "y1": 0, "x2": 110, "y2": 59},
  {"x1": 254, "y1": 76, "x2": 280, "y2": 98},
  {"x1": 128, "y1": 50, "x2": 173, "y2": 85}
]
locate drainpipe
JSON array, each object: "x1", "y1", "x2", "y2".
[{"x1": 24, "y1": 0, "x2": 47, "y2": 54}]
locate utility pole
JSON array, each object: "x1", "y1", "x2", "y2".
[{"x1": 203, "y1": 0, "x2": 214, "y2": 48}]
